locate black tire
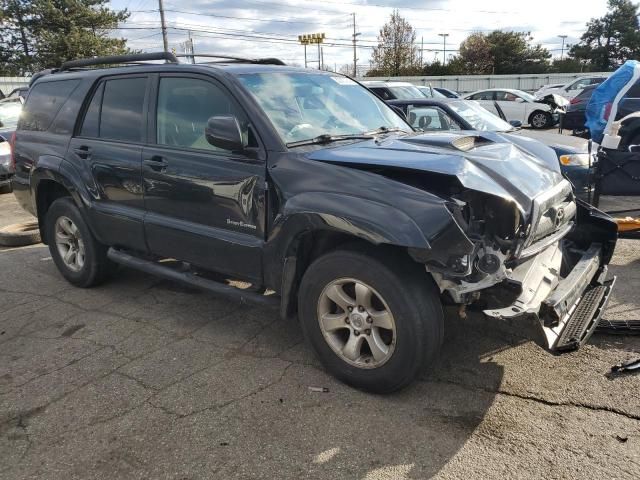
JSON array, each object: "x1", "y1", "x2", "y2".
[
  {"x1": 0, "y1": 183, "x2": 12, "y2": 194},
  {"x1": 0, "y1": 221, "x2": 41, "y2": 247},
  {"x1": 298, "y1": 248, "x2": 443, "y2": 393},
  {"x1": 44, "y1": 197, "x2": 114, "y2": 287},
  {"x1": 529, "y1": 111, "x2": 552, "y2": 129}
]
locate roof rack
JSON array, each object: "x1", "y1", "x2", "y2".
[
  {"x1": 60, "y1": 52, "x2": 178, "y2": 71},
  {"x1": 175, "y1": 54, "x2": 286, "y2": 66}
]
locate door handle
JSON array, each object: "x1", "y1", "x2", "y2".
[
  {"x1": 73, "y1": 145, "x2": 91, "y2": 159},
  {"x1": 143, "y1": 155, "x2": 169, "y2": 171}
]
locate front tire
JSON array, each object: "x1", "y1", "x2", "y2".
[
  {"x1": 529, "y1": 111, "x2": 552, "y2": 129},
  {"x1": 298, "y1": 248, "x2": 443, "y2": 393},
  {"x1": 45, "y1": 197, "x2": 114, "y2": 287}
]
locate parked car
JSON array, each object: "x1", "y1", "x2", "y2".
[
  {"x1": 361, "y1": 81, "x2": 427, "y2": 100},
  {"x1": 561, "y1": 84, "x2": 598, "y2": 136},
  {"x1": 13, "y1": 52, "x2": 617, "y2": 393},
  {"x1": 434, "y1": 87, "x2": 460, "y2": 98},
  {"x1": 0, "y1": 96, "x2": 23, "y2": 193},
  {"x1": 536, "y1": 76, "x2": 606, "y2": 100},
  {"x1": 464, "y1": 88, "x2": 561, "y2": 129},
  {"x1": 388, "y1": 98, "x2": 594, "y2": 198},
  {"x1": 415, "y1": 85, "x2": 446, "y2": 98}
]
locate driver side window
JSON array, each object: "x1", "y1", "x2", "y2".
[
  {"x1": 407, "y1": 105, "x2": 460, "y2": 131},
  {"x1": 156, "y1": 77, "x2": 256, "y2": 152}
]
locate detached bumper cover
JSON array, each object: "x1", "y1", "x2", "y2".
[{"x1": 486, "y1": 243, "x2": 615, "y2": 352}]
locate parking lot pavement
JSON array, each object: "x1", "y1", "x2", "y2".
[{"x1": 0, "y1": 192, "x2": 639, "y2": 480}]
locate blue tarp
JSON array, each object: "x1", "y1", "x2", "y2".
[{"x1": 586, "y1": 60, "x2": 640, "y2": 144}]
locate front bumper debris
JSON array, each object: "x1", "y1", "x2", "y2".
[{"x1": 485, "y1": 243, "x2": 615, "y2": 352}]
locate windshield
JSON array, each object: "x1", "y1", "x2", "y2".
[
  {"x1": 387, "y1": 85, "x2": 428, "y2": 100},
  {"x1": 416, "y1": 86, "x2": 446, "y2": 98},
  {"x1": 0, "y1": 100, "x2": 22, "y2": 130},
  {"x1": 448, "y1": 101, "x2": 514, "y2": 131},
  {"x1": 517, "y1": 91, "x2": 536, "y2": 102},
  {"x1": 238, "y1": 73, "x2": 410, "y2": 144}
]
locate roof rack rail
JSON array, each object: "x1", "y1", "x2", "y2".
[
  {"x1": 60, "y1": 52, "x2": 178, "y2": 71},
  {"x1": 175, "y1": 54, "x2": 286, "y2": 66}
]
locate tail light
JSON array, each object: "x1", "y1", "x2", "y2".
[
  {"x1": 9, "y1": 131, "x2": 16, "y2": 170},
  {"x1": 604, "y1": 102, "x2": 613, "y2": 120}
]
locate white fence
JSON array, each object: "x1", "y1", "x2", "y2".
[
  {"x1": 1, "y1": 72, "x2": 611, "y2": 97},
  {"x1": 0, "y1": 77, "x2": 30, "y2": 96},
  {"x1": 362, "y1": 72, "x2": 611, "y2": 93}
]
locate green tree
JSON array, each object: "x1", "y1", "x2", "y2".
[
  {"x1": 455, "y1": 33, "x2": 493, "y2": 74},
  {"x1": 570, "y1": 0, "x2": 640, "y2": 71},
  {"x1": 368, "y1": 10, "x2": 420, "y2": 76},
  {"x1": 0, "y1": 0, "x2": 130, "y2": 75}
]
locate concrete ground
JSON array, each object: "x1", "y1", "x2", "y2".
[{"x1": 0, "y1": 192, "x2": 638, "y2": 480}]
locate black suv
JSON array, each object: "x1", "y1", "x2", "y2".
[{"x1": 12, "y1": 53, "x2": 618, "y2": 392}]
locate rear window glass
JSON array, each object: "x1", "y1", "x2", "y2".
[
  {"x1": 20, "y1": 79, "x2": 80, "y2": 131},
  {"x1": 99, "y1": 77, "x2": 147, "y2": 142}
]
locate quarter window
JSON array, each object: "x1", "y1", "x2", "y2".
[
  {"x1": 20, "y1": 79, "x2": 80, "y2": 131},
  {"x1": 156, "y1": 77, "x2": 251, "y2": 152}
]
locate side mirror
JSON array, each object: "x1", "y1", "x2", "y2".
[
  {"x1": 205, "y1": 116, "x2": 244, "y2": 151},
  {"x1": 509, "y1": 120, "x2": 523, "y2": 128}
]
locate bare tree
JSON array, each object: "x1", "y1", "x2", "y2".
[{"x1": 368, "y1": 10, "x2": 420, "y2": 76}]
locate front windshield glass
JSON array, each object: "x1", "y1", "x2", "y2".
[
  {"x1": 0, "y1": 100, "x2": 22, "y2": 129},
  {"x1": 517, "y1": 91, "x2": 536, "y2": 102},
  {"x1": 238, "y1": 73, "x2": 410, "y2": 144},
  {"x1": 417, "y1": 86, "x2": 446, "y2": 98},
  {"x1": 388, "y1": 85, "x2": 427, "y2": 99},
  {"x1": 448, "y1": 101, "x2": 514, "y2": 131}
]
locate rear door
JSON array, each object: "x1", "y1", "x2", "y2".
[
  {"x1": 69, "y1": 75, "x2": 149, "y2": 251},
  {"x1": 142, "y1": 74, "x2": 267, "y2": 283}
]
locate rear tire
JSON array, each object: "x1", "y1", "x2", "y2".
[
  {"x1": 44, "y1": 197, "x2": 114, "y2": 287},
  {"x1": 298, "y1": 248, "x2": 443, "y2": 393},
  {"x1": 529, "y1": 111, "x2": 552, "y2": 129}
]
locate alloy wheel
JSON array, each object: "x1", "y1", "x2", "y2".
[
  {"x1": 54, "y1": 216, "x2": 85, "y2": 272},
  {"x1": 317, "y1": 278, "x2": 397, "y2": 368}
]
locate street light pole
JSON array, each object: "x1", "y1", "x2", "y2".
[
  {"x1": 438, "y1": 33, "x2": 449, "y2": 66},
  {"x1": 352, "y1": 13, "x2": 360, "y2": 77},
  {"x1": 558, "y1": 35, "x2": 568, "y2": 61}
]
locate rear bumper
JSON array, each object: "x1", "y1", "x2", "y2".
[{"x1": 485, "y1": 243, "x2": 615, "y2": 352}]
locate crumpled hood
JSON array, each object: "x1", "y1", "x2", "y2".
[{"x1": 306, "y1": 131, "x2": 565, "y2": 213}]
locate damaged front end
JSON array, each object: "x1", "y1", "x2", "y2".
[
  {"x1": 420, "y1": 179, "x2": 617, "y2": 352},
  {"x1": 535, "y1": 93, "x2": 570, "y2": 115}
]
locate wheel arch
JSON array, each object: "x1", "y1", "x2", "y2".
[
  {"x1": 266, "y1": 194, "x2": 444, "y2": 321},
  {"x1": 32, "y1": 160, "x2": 91, "y2": 245}
]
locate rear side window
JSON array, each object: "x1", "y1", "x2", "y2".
[
  {"x1": 99, "y1": 77, "x2": 147, "y2": 142},
  {"x1": 79, "y1": 77, "x2": 147, "y2": 142},
  {"x1": 469, "y1": 91, "x2": 494, "y2": 101},
  {"x1": 20, "y1": 79, "x2": 80, "y2": 131}
]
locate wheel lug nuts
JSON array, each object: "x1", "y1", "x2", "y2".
[
  {"x1": 358, "y1": 306, "x2": 364, "y2": 312},
  {"x1": 365, "y1": 329, "x2": 371, "y2": 335},
  {"x1": 366, "y1": 316, "x2": 372, "y2": 323},
  {"x1": 345, "y1": 318, "x2": 350, "y2": 324},
  {"x1": 354, "y1": 330, "x2": 360, "y2": 336},
  {"x1": 347, "y1": 306, "x2": 353, "y2": 312}
]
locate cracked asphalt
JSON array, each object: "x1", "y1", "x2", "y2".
[{"x1": 0, "y1": 192, "x2": 639, "y2": 480}]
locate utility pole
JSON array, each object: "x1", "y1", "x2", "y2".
[
  {"x1": 420, "y1": 36, "x2": 424, "y2": 67},
  {"x1": 352, "y1": 13, "x2": 360, "y2": 77},
  {"x1": 438, "y1": 33, "x2": 449, "y2": 66},
  {"x1": 304, "y1": 44, "x2": 307, "y2": 68},
  {"x1": 558, "y1": 35, "x2": 568, "y2": 61},
  {"x1": 158, "y1": 0, "x2": 168, "y2": 53}
]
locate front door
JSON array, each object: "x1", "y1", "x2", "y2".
[
  {"x1": 68, "y1": 75, "x2": 150, "y2": 251},
  {"x1": 142, "y1": 74, "x2": 267, "y2": 283},
  {"x1": 494, "y1": 91, "x2": 527, "y2": 123}
]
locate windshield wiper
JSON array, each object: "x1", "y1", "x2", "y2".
[
  {"x1": 364, "y1": 126, "x2": 406, "y2": 135},
  {"x1": 286, "y1": 133, "x2": 374, "y2": 148}
]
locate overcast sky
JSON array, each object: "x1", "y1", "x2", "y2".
[{"x1": 109, "y1": 0, "x2": 613, "y2": 70}]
